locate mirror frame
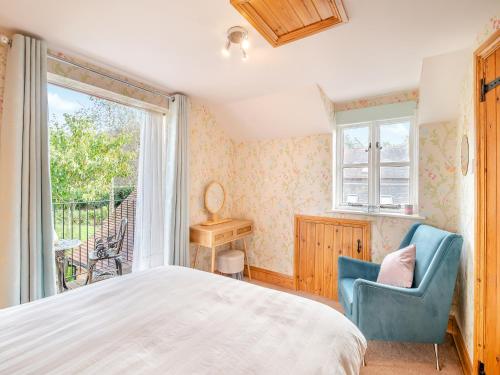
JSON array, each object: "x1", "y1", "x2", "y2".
[{"x1": 204, "y1": 181, "x2": 226, "y2": 215}]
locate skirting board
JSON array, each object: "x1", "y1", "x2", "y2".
[
  {"x1": 447, "y1": 315, "x2": 472, "y2": 375},
  {"x1": 244, "y1": 266, "x2": 295, "y2": 290}
]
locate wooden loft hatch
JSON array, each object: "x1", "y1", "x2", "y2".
[{"x1": 230, "y1": 0, "x2": 348, "y2": 47}]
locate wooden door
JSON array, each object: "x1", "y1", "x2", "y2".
[
  {"x1": 294, "y1": 215, "x2": 371, "y2": 300},
  {"x1": 475, "y1": 31, "x2": 500, "y2": 375}
]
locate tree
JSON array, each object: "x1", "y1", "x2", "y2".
[{"x1": 50, "y1": 111, "x2": 137, "y2": 203}]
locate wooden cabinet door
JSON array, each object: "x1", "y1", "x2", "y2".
[
  {"x1": 351, "y1": 227, "x2": 366, "y2": 260},
  {"x1": 295, "y1": 215, "x2": 371, "y2": 300}
]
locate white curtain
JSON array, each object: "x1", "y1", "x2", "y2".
[
  {"x1": 133, "y1": 94, "x2": 189, "y2": 271},
  {"x1": 165, "y1": 94, "x2": 189, "y2": 267},
  {"x1": 0, "y1": 34, "x2": 56, "y2": 308},
  {"x1": 133, "y1": 112, "x2": 168, "y2": 271}
]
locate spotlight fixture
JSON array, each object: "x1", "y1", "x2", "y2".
[{"x1": 222, "y1": 26, "x2": 249, "y2": 61}]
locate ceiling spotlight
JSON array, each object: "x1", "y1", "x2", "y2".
[
  {"x1": 222, "y1": 26, "x2": 249, "y2": 61},
  {"x1": 242, "y1": 38, "x2": 250, "y2": 50}
]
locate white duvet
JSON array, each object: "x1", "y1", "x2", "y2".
[{"x1": 0, "y1": 266, "x2": 366, "y2": 375}]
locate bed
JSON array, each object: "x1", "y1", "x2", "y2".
[{"x1": 0, "y1": 266, "x2": 366, "y2": 374}]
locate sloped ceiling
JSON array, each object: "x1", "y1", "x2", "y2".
[
  {"x1": 210, "y1": 85, "x2": 332, "y2": 140},
  {"x1": 418, "y1": 48, "x2": 472, "y2": 125}
]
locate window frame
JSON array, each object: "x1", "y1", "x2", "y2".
[{"x1": 334, "y1": 115, "x2": 418, "y2": 214}]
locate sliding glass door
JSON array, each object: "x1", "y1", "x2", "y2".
[{"x1": 48, "y1": 83, "x2": 144, "y2": 289}]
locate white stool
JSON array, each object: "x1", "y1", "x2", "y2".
[{"x1": 217, "y1": 249, "x2": 245, "y2": 280}]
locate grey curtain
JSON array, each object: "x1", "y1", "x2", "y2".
[
  {"x1": 165, "y1": 94, "x2": 189, "y2": 267},
  {"x1": 0, "y1": 34, "x2": 56, "y2": 308}
]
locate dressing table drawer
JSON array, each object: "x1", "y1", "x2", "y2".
[
  {"x1": 236, "y1": 225, "x2": 252, "y2": 237},
  {"x1": 214, "y1": 230, "x2": 234, "y2": 244}
]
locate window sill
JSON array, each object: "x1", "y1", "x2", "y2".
[{"x1": 327, "y1": 208, "x2": 426, "y2": 220}]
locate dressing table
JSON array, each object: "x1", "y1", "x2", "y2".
[
  {"x1": 190, "y1": 181, "x2": 253, "y2": 279},
  {"x1": 190, "y1": 219, "x2": 253, "y2": 278}
]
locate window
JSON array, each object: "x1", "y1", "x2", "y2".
[{"x1": 335, "y1": 116, "x2": 417, "y2": 214}]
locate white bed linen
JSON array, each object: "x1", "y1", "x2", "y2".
[{"x1": 0, "y1": 266, "x2": 366, "y2": 375}]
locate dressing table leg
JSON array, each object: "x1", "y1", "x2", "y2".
[
  {"x1": 243, "y1": 238, "x2": 251, "y2": 280},
  {"x1": 192, "y1": 245, "x2": 200, "y2": 268},
  {"x1": 211, "y1": 245, "x2": 216, "y2": 273}
]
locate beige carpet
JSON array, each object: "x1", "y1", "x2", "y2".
[{"x1": 249, "y1": 280, "x2": 463, "y2": 375}]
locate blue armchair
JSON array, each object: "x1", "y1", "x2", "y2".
[{"x1": 338, "y1": 223, "x2": 463, "y2": 369}]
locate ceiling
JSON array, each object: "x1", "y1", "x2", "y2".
[
  {"x1": 0, "y1": 0, "x2": 497, "y2": 138},
  {"x1": 211, "y1": 85, "x2": 332, "y2": 140},
  {"x1": 418, "y1": 48, "x2": 472, "y2": 125}
]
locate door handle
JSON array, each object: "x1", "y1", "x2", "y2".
[{"x1": 357, "y1": 239, "x2": 362, "y2": 254}]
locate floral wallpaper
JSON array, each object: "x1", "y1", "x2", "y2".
[
  {"x1": 334, "y1": 89, "x2": 419, "y2": 112},
  {"x1": 419, "y1": 121, "x2": 458, "y2": 232},
  {"x1": 47, "y1": 50, "x2": 170, "y2": 111},
  {"x1": 231, "y1": 134, "x2": 332, "y2": 275},
  {"x1": 188, "y1": 101, "x2": 235, "y2": 271},
  {"x1": 229, "y1": 121, "x2": 458, "y2": 275}
]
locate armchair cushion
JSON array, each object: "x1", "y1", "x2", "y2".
[{"x1": 376, "y1": 244, "x2": 416, "y2": 288}]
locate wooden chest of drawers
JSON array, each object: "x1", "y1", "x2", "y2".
[{"x1": 294, "y1": 215, "x2": 371, "y2": 300}]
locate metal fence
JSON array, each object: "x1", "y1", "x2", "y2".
[{"x1": 52, "y1": 196, "x2": 136, "y2": 281}]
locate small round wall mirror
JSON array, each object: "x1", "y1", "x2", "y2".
[
  {"x1": 461, "y1": 134, "x2": 469, "y2": 176},
  {"x1": 202, "y1": 182, "x2": 231, "y2": 226}
]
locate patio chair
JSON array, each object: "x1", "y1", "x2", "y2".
[{"x1": 86, "y1": 218, "x2": 128, "y2": 284}]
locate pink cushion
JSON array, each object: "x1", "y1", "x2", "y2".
[{"x1": 376, "y1": 244, "x2": 416, "y2": 288}]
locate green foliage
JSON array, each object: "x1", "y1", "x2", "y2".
[
  {"x1": 114, "y1": 186, "x2": 134, "y2": 203},
  {"x1": 50, "y1": 103, "x2": 139, "y2": 202}
]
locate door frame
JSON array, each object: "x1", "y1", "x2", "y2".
[{"x1": 474, "y1": 29, "x2": 500, "y2": 375}]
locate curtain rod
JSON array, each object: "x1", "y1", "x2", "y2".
[
  {"x1": 0, "y1": 33, "x2": 175, "y2": 102},
  {"x1": 47, "y1": 54, "x2": 175, "y2": 102}
]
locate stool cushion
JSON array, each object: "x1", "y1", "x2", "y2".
[{"x1": 217, "y1": 249, "x2": 245, "y2": 274}]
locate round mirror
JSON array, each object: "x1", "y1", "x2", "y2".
[{"x1": 205, "y1": 182, "x2": 225, "y2": 214}]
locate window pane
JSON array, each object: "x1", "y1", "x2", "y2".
[
  {"x1": 380, "y1": 166, "x2": 409, "y2": 205},
  {"x1": 343, "y1": 167, "x2": 368, "y2": 204},
  {"x1": 379, "y1": 121, "x2": 410, "y2": 163},
  {"x1": 343, "y1": 126, "x2": 369, "y2": 164}
]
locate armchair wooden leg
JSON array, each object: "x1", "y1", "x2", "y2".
[
  {"x1": 362, "y1": 356, "x2": 366, "y2": 367},
  {"x1": 434, "y1": 344, "x2": 440, "y2": 371}
]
